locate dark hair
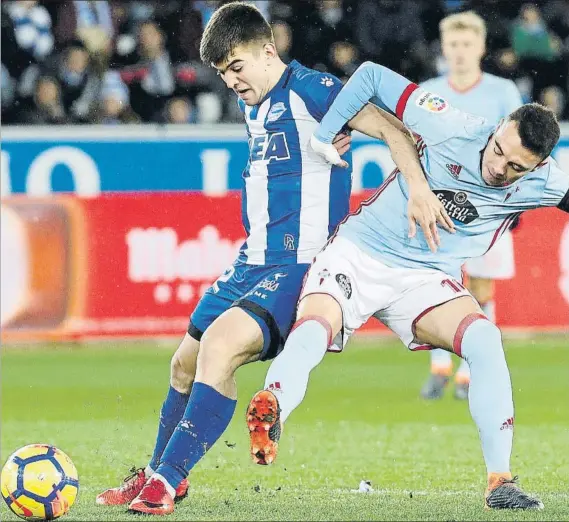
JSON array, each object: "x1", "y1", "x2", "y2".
[
  {"x1": 200, "y1": 2, "x2": 273, "y2": 66},
  {"x1": 507, "y1": 103, "x2": 560, "y2": 160}
]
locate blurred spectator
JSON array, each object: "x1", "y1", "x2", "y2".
[
  {"x1": 272, "y1": 21, "x2": 293, "y2": 64},
  {"x1": 512, "y1": 4, "x2": 560, "y2": 62},
  {"x1": 512, "y1": 4, "x2": 564, "y2": 102},
  {"x1": 193, "y1": 1, "x2": 222, "y2": 30},
  {"x1": 195, "y1": 92, "x2": 223, "y2": 123},
  {"x1": 164, "y1": 97, "x2": 194, "y2": 124},
  {"x1": 15, "y1": 76, "x2": 70, "y2": 124},
  {"x1": 540, "y1": 85, "x2": 566, "y2": 118},
  {"x1": 328, "y1": 42, "x2": 360, "y2": 83},
  {"x1": 291, "y1": 0, "x2": 353, "y2": 70},
  {"x1": 96, "y1": 70, "x2": 140, "y2": 124},
  {"x1": 120, "y1": 20, "x2": 175, "y2": 121},
  {"x1": 356, "y1": 0, "x2": 433, "y2": 80},
  {"x1": 4, "y1": 1, "x2": 54, "y2": 63},
  {"x1": 44, "y1": 40, "x2": 100, "y2": 122},
  {"x1": 54, "y1": 1, "x2": 115, "y2": 63},
  {"x1": 1, "y1": 64, "x2": 16, "y2": 120},
  {"x1": 543, "y1": 0, "x2": 569, "y2": 47}
]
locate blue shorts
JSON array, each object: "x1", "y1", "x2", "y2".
[{"x1": 189, "y1": 259, "x2": 310, "y2": 360}]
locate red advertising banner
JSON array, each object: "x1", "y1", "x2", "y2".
[{"x1": 1, "y1": 193, "x2": 568, "y2": 342}]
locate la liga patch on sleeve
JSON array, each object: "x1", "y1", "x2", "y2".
[{"x1": 415, "y1": 91, "x2": 448, "y2": 113}]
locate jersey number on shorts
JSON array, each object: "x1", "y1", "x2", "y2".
[{"x1": 441, "y1": 278, "x2": 466, "y2": 293}]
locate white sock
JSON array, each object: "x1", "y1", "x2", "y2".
[
  {"x1": 152, "y1": 473, "x2": 176, "y2": 498},
  {"x1": 430, "y1": 348, "x2": 452, "y2": 374},
  {"x1": 459, "y1": 317, "x2": 513, "y2": 474},
  {"x1": 264, "y1": 318, "x2": 330, "y2": 423},
  {"x1": 144, "y1": 465, "x2": 154, "y2": 478},
  {"x1": 481, "y1": 300, "x2": 496, "y2": 323}
]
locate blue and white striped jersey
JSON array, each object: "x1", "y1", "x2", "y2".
[
  {"x1": 237, "y1": 60, "x2": 352, "y2": 265},
  {"x1": 421, "y1": 73, "x2": 523, "y2": 124}
]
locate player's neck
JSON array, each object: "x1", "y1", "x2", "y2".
[
  {"x1": 261, "y1": 60, "x2": 288, "y2": 100},
  {"x1": 448, "y1": 69, "x2": 483, "y2": 93}
]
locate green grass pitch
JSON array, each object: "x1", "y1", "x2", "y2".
[{"x1": 1, "y1": 336, "x2": 568, "y2": 521}]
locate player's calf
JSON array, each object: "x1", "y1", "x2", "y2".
[{"x1": 247, "y1": 390, "x2": 282, "y2": 465}]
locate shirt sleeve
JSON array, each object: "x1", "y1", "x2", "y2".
[
  {"x1": 539, "y1": 158, "x2": 569, "y2": 211},
  {"x1": 299, "y1": 72, "x2": 344, "y2": 122},
  {"x1": 315, "y1": 61, "x2": 473, "y2": 146}
]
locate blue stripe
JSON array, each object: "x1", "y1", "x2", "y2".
[{"x1": 328, "y1": 164, "x2": 352, "y2": 236}]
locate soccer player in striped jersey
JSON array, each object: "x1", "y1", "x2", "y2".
[
  {"x1": 249, "y1": 60, "x2": 568, "y2": 510},
  {"x1": 96, "y1": 3, "x2": 451, "y2": 516},
  {"x1": 420, "y1": 11, "x2": 524, "y2": 400}
]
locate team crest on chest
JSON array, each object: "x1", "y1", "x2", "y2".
[{"x1": 266, "y1": 102, "x2": 287, "y2": 123}]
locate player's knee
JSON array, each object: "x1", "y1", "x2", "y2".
[
  {"x1": 297, "y1": 293, "x2": 343, "y2": 337},
  {"x1": 169, "y1": 336, "x2": 199, "y2": 392},
  {"x1": 458, "y1": 319, "x2": 503, "y2": 363},
  {"x1": 196, "y1": 333, "x2": 240, "y2": 381}
]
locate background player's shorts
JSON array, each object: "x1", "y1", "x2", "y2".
[
  {"x1": 463, "y1": 230, "x2": 515, "y2": 280},
  {"x1": 189, "y1": 258, "x2": 309, "y2": 361},
  {"x1": 301, "y1": 236, "x2": 476, "y2": 351}
]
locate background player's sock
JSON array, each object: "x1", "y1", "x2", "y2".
[
  {"x1": 430, "y1": 348, "x2": 453, "y2": 375},
  {"x1": 459, "y1": 317, "x2": 513, "y2": 474},
  {"x1": 481, "y1": 300, "x2": 496, "y2": 323},
  {"x1": 148, "y1": 386, "x2": 190, "y2": 472},
  {"x1": 455, "y1": 358, "x2": 470, "y2": 382},
  {"x1": 264, "y1": 318, "x2": 330, "y2": 423},
  {"x1": 154, "y1": 382, "x2": 236, "y2": 489}
]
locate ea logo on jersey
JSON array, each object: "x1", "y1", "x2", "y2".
[
  {"x1": 416, "y1": 91, "x2": 448, "y2": 113},
  {"x1": 250, "y1": 132, "x2": 291, "y2": 162}
]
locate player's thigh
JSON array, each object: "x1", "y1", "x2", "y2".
[
  {"x1": 414, "y1": 296, "x2": 482, "y2": 352},
  {"x1": 467, "y1": 276, "x2": 495, "y2": 304},
  {"x1": 300, "y1": 236, "x2": 393, "y2": 352},
  {"x1": 376, "y1": 271, "x2": 481, "y2": 352},
  {"x1": 170, "y1": 333, "x2": 200, "y2": 392},
  {"x1": 196, "y1": 306, "x2": 264, "y2": 381}
]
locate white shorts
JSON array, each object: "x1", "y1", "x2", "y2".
[
  {"x1": 301, "y1": 236, "x2": 475, "y2": 351},
  {"x1": 463, "y1": 230, "x2": 515, "y2": 280}
]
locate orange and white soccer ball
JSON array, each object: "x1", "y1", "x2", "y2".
[{"x1": 1, "y1": 444, "x2": 79, "y2": 520}]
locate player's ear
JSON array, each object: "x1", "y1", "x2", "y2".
[{"x1": 263, "y1": 42, "x2": 277, "y2": 60}]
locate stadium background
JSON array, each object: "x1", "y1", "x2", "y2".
[{"x1": 1, "y1": 1, "x2": 569, "y2": 521}]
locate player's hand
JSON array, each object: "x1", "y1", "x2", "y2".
[
  {"x1": 407, "y1": 182, "x2": 456, "y2": 253},
  {"x1": 310, "y1": 134, "x2": 349, "y2": 168},
  {"x1": 333, "y1": 132, "x2": 352, "y2": 156}
]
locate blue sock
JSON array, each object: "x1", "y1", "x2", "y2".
[
  {"x1": 148, "y1": 386, "x2": 190, "y2": 471},
  {"x1": 156, "y1": 382, "x2": 237, "y2": 488}
]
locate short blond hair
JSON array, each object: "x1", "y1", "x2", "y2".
[{"x1": 440, "y1": 10, "x2": 487, "y2": 40}]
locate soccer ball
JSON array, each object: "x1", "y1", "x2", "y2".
[{"x1": 1, "y1": 444, "x2": 79, "y2": 521}]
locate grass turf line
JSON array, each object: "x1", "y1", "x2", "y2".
[{"x1": 1, "y1": 337, "x2": 568, "y2": 521}]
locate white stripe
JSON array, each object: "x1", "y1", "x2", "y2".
[
  {"x1": 289, "y1": 90, "x2": 331, "y2": 263},
  {"x1": 244, "y1": 99, "x2": 271, "y2": 264}
]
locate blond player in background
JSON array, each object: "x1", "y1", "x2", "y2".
[{"x1": 420, "y1": 11, "x2": 524, "y2": 400}]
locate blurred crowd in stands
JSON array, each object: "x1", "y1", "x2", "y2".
[{"x1": 2, "y1": 0, "x2": 569, "y2": 125}]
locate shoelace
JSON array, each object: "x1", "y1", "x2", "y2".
[
  {"x1": 498, "y1": 475, "x2": 519, "y2": 486},
  {"x1": 120, "y1": 467, "x2": 144, "y2": 492}
]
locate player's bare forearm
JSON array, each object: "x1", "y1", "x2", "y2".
[
  {"x1": 348, "y1": 104, "x2": 455, "y2": 251},
  {"x1": 347, "y1": 104, "x2": 426, "y2": 189}
]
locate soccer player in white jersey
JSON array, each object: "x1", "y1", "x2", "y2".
[
  {"x1": 95, "y1": 3, "x2": 451, "y2": 516},
  {"x1": 247, "y1": 60, "x2": 569, "y2": 510},
  {"x1": 420, "y1": 11, "x2": 524, "y2": 400}
]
